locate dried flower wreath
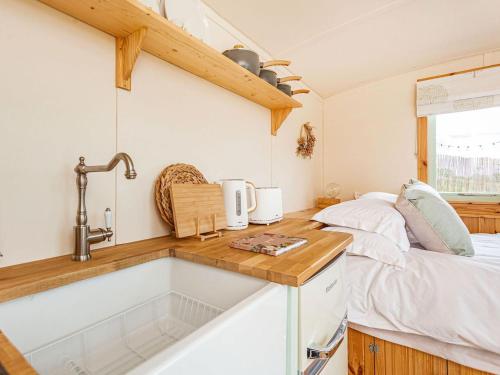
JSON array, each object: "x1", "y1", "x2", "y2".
[{"x1": 296, "y1": 122, "x2": 316, "y2": 158}]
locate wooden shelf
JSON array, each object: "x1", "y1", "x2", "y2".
[{"x1": 38, "y1": 0, "x2": 303, "y2": 135}]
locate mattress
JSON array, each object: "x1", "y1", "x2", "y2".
[{"x1": 346, "y1": 233, "x2": 500, "y2": 373}]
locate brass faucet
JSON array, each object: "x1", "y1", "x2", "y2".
[{"x1": 73, "y1": 153, "x2": 137, "y2": 261}]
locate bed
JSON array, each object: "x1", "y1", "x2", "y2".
[
  {"x1": 346, "y1": 233, "x2": 500, "y2": 374},
  {"x1": 313, "y1": 191, "x2": 500, "y2": 374}
]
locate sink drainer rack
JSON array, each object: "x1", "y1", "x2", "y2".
[{"x1": 24, "y1": 291, "x2": 224, "y2": 375}]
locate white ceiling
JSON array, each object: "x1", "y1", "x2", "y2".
[{"x1": 203, "y1": 0, "x2": 500, "y2": 97}]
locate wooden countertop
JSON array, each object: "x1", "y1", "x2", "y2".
[
  {"x1": 0, "y1": 211, "x2": 350, "y2": 303},
  {"x1": 0, "y1": 331, "x2": 36, "y2": 375},
  {"x1": 0, "y1": 237, "x2": 175, "y2": 304},
  {"x1": 172, "y1": 218, "x2": 350, "y2": 286}
]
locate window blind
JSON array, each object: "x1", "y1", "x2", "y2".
[{"x1": 416, "y1": 66, "x2": 500, "y2": 117}]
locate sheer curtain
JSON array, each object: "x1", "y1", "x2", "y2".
[
  {"x1": 436, "y1": 152, "x2": 499, "y2": 194},
  {"x1": 433, "y1": 108, "x2": 500, "y2": 195}
]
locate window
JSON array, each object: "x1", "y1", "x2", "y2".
[{"x1": 427, "y1": 107, "x2": 500, "y2": 200}]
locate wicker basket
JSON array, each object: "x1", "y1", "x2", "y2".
[{"x1": 155, "y1": 163, "x2": 208, "y2": 229}]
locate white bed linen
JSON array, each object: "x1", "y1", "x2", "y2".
[{"x1": 346, "y1": 233, "x2": 500, "y2": 363}]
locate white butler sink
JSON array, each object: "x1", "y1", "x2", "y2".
[{"x1": 0, "y1": 258, "x2": 287, "y2": 375}]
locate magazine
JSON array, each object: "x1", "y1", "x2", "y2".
[{"x1": 229, "y1": 233, "x2": 307, "y2": 256}]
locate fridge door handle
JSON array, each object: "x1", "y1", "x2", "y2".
[{"x1": 307, "y1": 312, "x2": 348, "y2": 359}]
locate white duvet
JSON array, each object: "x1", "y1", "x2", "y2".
[{"x1": 347, "y1": 233, "x2": 500, "y2": 355}]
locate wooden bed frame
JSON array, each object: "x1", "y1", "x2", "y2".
[{"x1": 348, "y1": 328, "x2": 492, "y2": 375}]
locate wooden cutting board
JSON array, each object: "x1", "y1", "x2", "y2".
[{"x1": 170, "y1": 183, "x2": 227, "y2": 238}]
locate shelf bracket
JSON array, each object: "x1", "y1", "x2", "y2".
[
  {"x1": 271, "y1": 108, "x2": 292, "y2": 136},
  {"x1": 116, "y1": 28, "x2": 147, "y2": 90}
]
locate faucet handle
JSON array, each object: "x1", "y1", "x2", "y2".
[{"x1": 104, "y1": 208, "x2": 112, "y2": 231}]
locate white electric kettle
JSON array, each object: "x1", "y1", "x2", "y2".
[{"x1": 220, "y1": 179, "x2": 257, "y2": 230}]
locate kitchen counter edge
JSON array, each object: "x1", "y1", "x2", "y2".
[{"x1": 0, "y1": 213, "x2": 351, "y2": 303}]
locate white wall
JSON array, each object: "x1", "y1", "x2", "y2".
[
  {"x1": 0, "y1": 0, "x2": 324, "y2": 266},
  {"x1": 324, "y1": 50, "x2": 500, "y2": 200}
]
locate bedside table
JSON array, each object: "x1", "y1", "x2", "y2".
[{"x1": 316, "y1": 197, "x2": 341, "y2": 209}]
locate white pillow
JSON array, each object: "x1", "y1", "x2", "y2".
[
  {"x1": 323, "y1": 227, "x2": 406, "y2": 268},
  {"x1": 312, "y1": 198, "x2": 410, "y2": 251},
  {"x1": 358, "y1": 192, "x2": 421, "y2": 245},
  {"x1": 359, "y1": 192, "x2": 398, "y2": 203}
]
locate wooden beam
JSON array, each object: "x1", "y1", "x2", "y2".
[
  {"x1": 116, "y1": 28, "x2": 147, "y2": 90},
  {"x1": 271, "y1": 108, "x2": 292, "y2": 136},
  {"x1": 417, "y1": 116, "x2": 428, "y2": 183},
  {"x1": 417, "y1": 63, "x2": 500, "y2": 82}
]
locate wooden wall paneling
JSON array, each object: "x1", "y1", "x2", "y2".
[
  {"x1": 479, "y1": 217, "x2": 500, "y2": 233},
  {"x1": 448, "y1": 361, "x2": 493, "y2": 375},
  {"x1": 460, "y1": 216, "x2": 480, "y2": 233},
  {"x1": 348, "y1": 328, "x2": 375, "y2": 375},
  {"x1": 459, "y1": 215, "x2": 499, "y2": 234},
  {"x1": 449, "y1": 202, "x2": 500, "y2": 216},
  {"x1": 417, "y1": 117, "x2": 428, "y2": 183},
  {"x1": 458, "y1": 216, "x2": 500, "y2": 234},
  {"x1": 450, "y1": 202, "x2": 500, "y2": 234}
]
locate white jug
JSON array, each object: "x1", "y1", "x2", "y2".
[{"x1": 220, "y1": 179, "x2": 257, "y2": 230}]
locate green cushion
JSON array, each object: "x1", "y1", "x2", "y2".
[{"x1": 395, "y1": 179, "x2": 474, "y2": 256}]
